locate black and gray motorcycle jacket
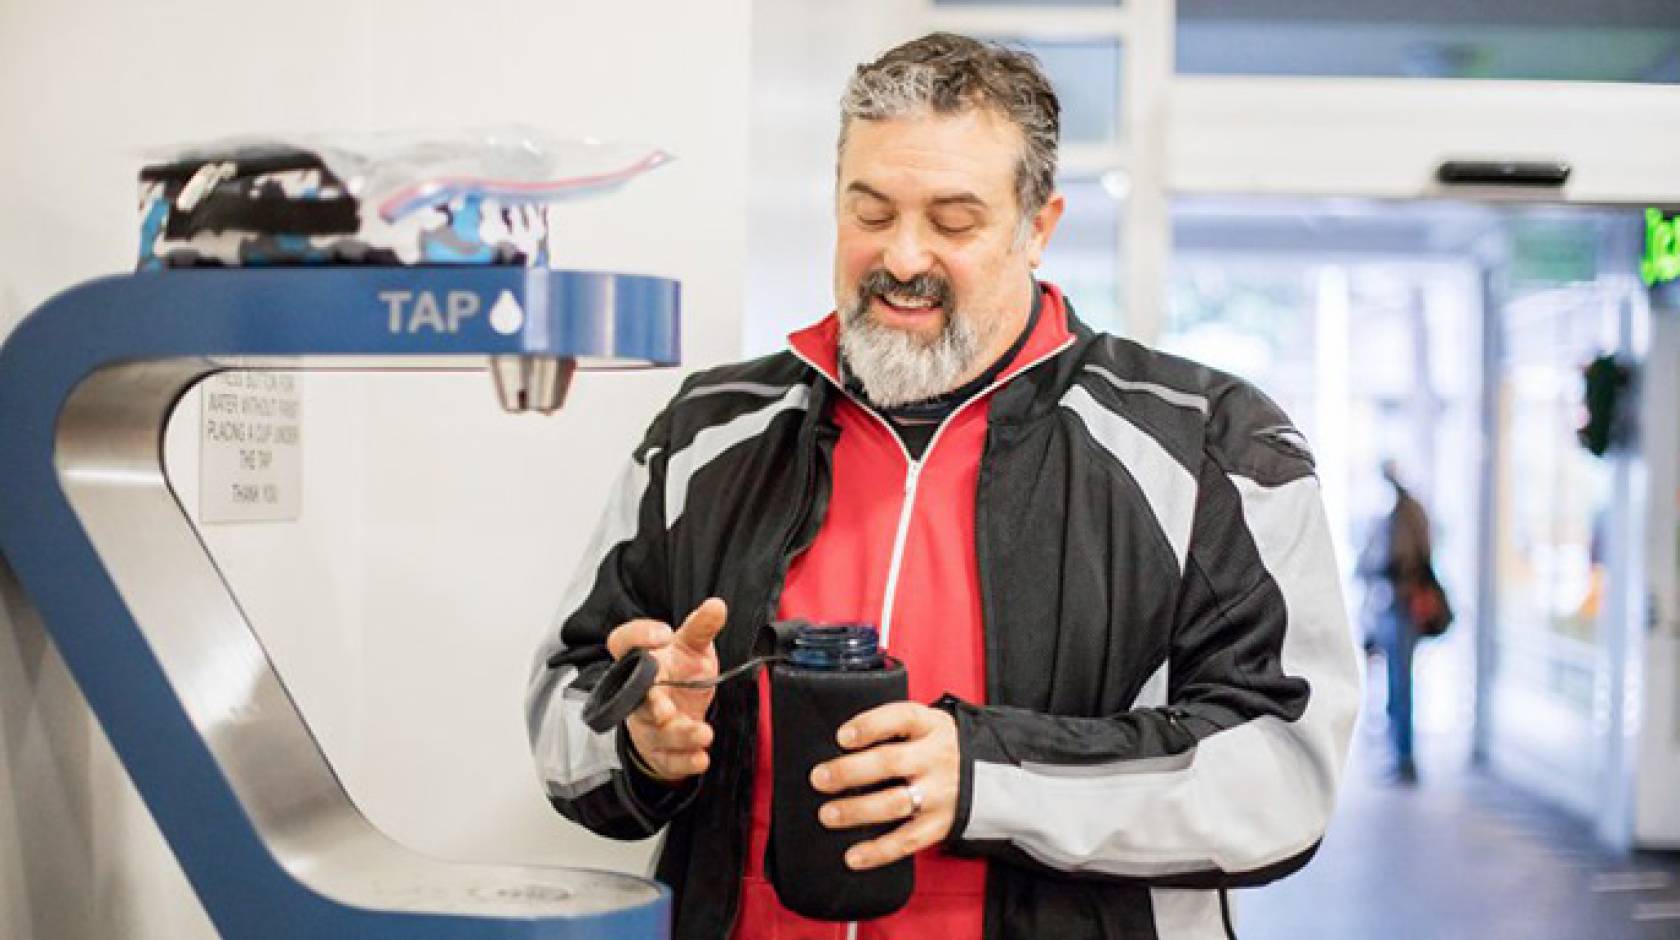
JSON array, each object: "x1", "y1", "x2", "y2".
[{"x1": 526, "y1": 302, "x2": 1362, "y2": 940}]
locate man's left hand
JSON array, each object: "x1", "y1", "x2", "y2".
[{"x1": 810, "y1": 702, "x2": 960, "y2": 871}]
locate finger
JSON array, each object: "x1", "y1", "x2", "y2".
[
  {"x1": 630, "y1": 686, "x2": 678, "y2": 728},
  {"x1": 630, "y1": 714, "x2": 713, "y2": 777},
  {"x1": 837, "y1": 702, "x2": 934, "y2": 750},
  {"x1": 635, "y1": 714, "x2": 714, "y2": 757},
  {"x1": 607, "y1": 618, "x2": 675, "y2": 660},
  {"x1": 819, "y1": 782, "x2": 923, "y2": 830},
  {"x1": 653, "y1": 716, "x2": 713, "y2": 751},
  {"x1": 811, "y1": 741, "x2": 920, "y2": 793},
  {"x1": 844, "y1": 812, "x2": 949, "y2": 871},
  {"x1": 673, "y1": 597, "x2": 728, "y2": 654},
  {"x1": 645, "y1": 736, "x2": 711, "y2": 770}
]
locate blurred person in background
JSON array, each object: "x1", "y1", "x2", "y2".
[{"x1": 1357, "y1": 459, "x2": 1435, "y2": 784}]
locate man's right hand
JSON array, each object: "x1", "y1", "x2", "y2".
[{"x1": 607, "y1": 597, "x2": 728, "y2": 784}]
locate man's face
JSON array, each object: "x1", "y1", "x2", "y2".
[{"x1": 833, "y1": 108, "x2": 1063, "y2": 405}]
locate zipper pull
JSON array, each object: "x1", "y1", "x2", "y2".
[{"x1": 904, "y1": 460, "x2": 922, "y2": 495}]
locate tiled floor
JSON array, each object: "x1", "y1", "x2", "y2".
[{"x1": 1232, "y1": 726, "x2": 1680, "y2": 939}]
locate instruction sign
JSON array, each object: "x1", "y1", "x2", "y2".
[{"x1": 199, "y1": 372, "x2": 302, "y2": 523}]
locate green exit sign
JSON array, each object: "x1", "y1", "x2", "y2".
[{"x1": 1643, "y1": 208, "x2": 1680, "y2": 287}]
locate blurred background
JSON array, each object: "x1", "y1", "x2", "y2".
[{"x1": 2, "y1": 1, "x2": 1679, "y2": 937}]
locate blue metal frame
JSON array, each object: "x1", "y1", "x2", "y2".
[{"x1": 0, "y1": 267, "x2": 680, "y2": 938}]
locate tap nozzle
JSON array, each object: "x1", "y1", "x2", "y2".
[{"x1": 490, "y1": 355, "x2": 576, "y2": 414}]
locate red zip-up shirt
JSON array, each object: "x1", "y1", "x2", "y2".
[{"x1": 732, "y1": 290, "x2": 1074, "y2": 939}]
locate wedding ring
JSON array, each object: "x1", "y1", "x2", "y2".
[{"x1": 905, "y1": 782, "x2": 925, "y2": 815}]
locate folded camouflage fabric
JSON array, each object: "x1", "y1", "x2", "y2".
[{"x1": 137, "y1": 145, "x2": 548, "y2": 269}]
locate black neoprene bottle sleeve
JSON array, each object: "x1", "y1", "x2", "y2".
[{"x1": 766, "y1": 658, "x2": 914, "y2": 920}]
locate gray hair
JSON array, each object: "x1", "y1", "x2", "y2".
[{"x1": 839, "y1": 33, "x2": 1061, "y2": 223}]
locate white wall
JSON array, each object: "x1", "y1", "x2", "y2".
[{"x1": 0, "y1": 1, "x2": 751, "y2": 936}]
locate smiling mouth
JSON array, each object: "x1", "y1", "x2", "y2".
[{"x1": 872, "y1": 292, "x2": 944, "y2": 318}]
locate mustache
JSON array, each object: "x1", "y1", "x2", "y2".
[{"x1": 855, "y1": 269, "x2": 952, "y2": 309}]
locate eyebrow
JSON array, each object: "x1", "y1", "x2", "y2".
[{"x1": 844, "y1": 181, "x2": 989, "y2": 210}]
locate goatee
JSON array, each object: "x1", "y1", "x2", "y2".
[{"x1": 838, "y1": 270, "x2": 989, "y2": 408}]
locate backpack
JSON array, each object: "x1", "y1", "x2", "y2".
[{"x1": 1406, "y1": 564, "x2": 1454, "y2": 639}]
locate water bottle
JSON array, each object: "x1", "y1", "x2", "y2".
[{"x1": 766, "y1": 622, "x2": 913, "y2": 921}]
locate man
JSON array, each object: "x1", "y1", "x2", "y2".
[
  {"x1": 1357, "y1": 459, "x2": 1436, "y2": 784},
  {"x1": 527, "y1": 32, "x2": 1360, "y2": 940}
]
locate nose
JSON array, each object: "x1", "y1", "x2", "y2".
[{"x1": 881, "y1": 223, "x2": 933, "y2": 283}]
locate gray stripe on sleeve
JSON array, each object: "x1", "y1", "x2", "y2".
[
  {"x1": 529, "y1": 665, "x2": 624, "y2": 794},
  {"x1": 1132, "y1": 659, "x2": 1169, "y2": 710},
  {"x1": 680, "y1": 381, "x2": 796, "y2": 403},
  {"x1": 1084, "y1": 365, "x2": 1210, "y2": 415},
  {"x1": 546, "y1": 771, "x2": 617, "y2": 802},
  {"x1": 1151, "y1": 888, "x2": 1229, "y2": 939}
]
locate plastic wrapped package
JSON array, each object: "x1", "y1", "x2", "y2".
[{"x1": 136, "y1": 129, "x2": 670, "y2": 269}]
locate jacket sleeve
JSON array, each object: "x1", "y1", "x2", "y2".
[
  {"x1": 939, "y1": 389, "x2": 1362, "y2": 887},
  {"x1": 523, "y1": 401, "x2": 702, "y2": 840}
]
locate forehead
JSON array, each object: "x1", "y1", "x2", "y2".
[{"x1": 839, "y1": 108, "x2": 1021, "y2": 205}]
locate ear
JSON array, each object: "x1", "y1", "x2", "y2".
[{"x1": 1023, "y1": 191, "x2": 1066, "y2": 268}]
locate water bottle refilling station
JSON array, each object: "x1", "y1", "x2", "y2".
[{"x1": 0, "y1": 266, "x2": 680, "y2": 938}]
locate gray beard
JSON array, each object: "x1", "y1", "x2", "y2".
[{"x1": 838, "y1": 297, "x2": 987, "y2": 408}]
